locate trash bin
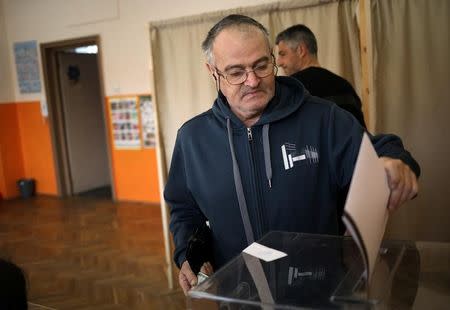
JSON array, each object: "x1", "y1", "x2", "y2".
[{"x1": 17, "y1": 178, "x2": 35, "y2": 198}]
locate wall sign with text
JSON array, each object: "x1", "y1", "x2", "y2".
[{"x1": 13, "y1": 40, "x2": 42, "y2": 94}]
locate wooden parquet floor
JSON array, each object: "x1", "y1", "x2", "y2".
[{"x1": 0, "y1": 196, "x2": 186, "y2": 309}]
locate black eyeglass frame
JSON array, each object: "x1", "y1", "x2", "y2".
[{"x1": 212, "y1": 54, "x2": 278, "y2": 86}]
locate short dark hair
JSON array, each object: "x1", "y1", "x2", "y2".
[
  {"x1": 275, "y1": 24, "x2": 318, "y2": 55},
  {"x1": 202, "y1": 14, "x2": 270, "y2": 64}
]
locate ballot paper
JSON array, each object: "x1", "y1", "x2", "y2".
[
  {"x1": 342, "y1": 133, "x2": 390, "y2": 284},
  {"x1": 243, "y1": 242, "x2": 287, "y2": 262}
]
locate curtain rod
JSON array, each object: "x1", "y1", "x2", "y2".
[{"x1": 148, "y1": 0, "x2": 340, "y2": 29}]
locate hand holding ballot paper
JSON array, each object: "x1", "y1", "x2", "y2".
[{"x1": 342, "y1": 133, "x2": 419, "y2": 283}]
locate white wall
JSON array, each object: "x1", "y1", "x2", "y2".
[
  {"x1": 0, "y1": 1, "x2": 13, "y2": 102},
  {"x1": 1, "y1": 0, "x2": 282, "y2": 102}
]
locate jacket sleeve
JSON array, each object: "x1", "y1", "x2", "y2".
[
  {"x1": 164, "y1": 131, "x2": 207, "y2": 268},
  {"x1": 370, "y1": 134, "x2": 421, "y2": 177}
]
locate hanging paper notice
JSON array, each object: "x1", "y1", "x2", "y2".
[
  {"x1": 110, "y1": 97, "x2": 141, "y2": 149},
  {"x1": 14, "y1": 40, "x2": 42, "y2": 93},
  {"x1": 139, "y1": 95, "x2": 156, "y2": 148}
]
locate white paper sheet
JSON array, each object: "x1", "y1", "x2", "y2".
[
  {"x1": 342, "y1": 132, "x2": 390, "y2": 283},
  {"x1": 243, "y1": 242, "x2": 287, "y2": 262}
]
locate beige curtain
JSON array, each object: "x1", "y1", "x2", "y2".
[
  {"x1": 372, "y1": 0, "x2": 450, "y2": 241},
  {"x1": 150, "y1": 0, "x2": 361, "y2": 167}
]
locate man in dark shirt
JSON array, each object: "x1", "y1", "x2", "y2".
[{"x1": 275, "y1": 24, "x2": 366, "y2": 128}]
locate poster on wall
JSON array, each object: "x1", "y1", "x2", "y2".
[
  {"x1": 139, "y1": 95, "x2": 156, "y2": 148},
  {"x1": 110, "y1": 97, "x2": 141, "y2": 149},
  {"x1": 13, "y1": 40, "x2": 42, "y2": 93}
]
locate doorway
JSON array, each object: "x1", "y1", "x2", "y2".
[{"x1": 41, "y1": 36, "x2": 114, "y2": 199}]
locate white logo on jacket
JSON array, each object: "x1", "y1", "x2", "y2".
[{"x1": 281, "y1": 143, "x2": 319, "y2": 170}]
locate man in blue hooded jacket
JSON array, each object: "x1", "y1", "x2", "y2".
[{"x1": 164, "y1": 14, "x2": 420, "y2": 295}]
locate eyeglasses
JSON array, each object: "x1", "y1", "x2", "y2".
[{"x1": 214, "y1": 62, "x2": 278, "y2": 85}]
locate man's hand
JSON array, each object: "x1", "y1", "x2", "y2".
[
  {"x1": 381, "y1": 157, "x2": 419, "y2": 211},
  {"x1": 179, "y1": 261, "x2": 214, "y2": 295}
]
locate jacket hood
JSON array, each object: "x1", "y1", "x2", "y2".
[{"x1": 212, "y1": 76, "x2": 309, "y2": 128}]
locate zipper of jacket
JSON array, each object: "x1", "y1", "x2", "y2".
[
  {"x1": 247, "y1": 127, "x2": 264, "y2": 239},
  {"x1": 247, "y1": 128, "x2": 253, "y2": 141}
]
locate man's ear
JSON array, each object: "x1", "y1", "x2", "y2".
[
  {"x1": 205, "y1": 63, "x2": 219, "y2": 81},
  {"x1": 297, "y1": 43, "x2": 308, "y2": 57},
  {"x1": 205, "y1": 63, "x2": 215, "y2": 75}
]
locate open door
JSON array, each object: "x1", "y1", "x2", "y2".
[
  {"x1": 56, "y1": 52, "x2": 110, "y2": 195},
  {"x1": 41, "y1": 36, "x2": 115, "y2": 199}
]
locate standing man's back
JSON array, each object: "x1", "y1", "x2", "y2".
[{"x1": 276, "y1": 24, "x2": 366, "y2": 128}]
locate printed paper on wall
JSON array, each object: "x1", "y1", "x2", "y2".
[
  {"x1": 110, "y1": 97, "x2": 141, "y2": 149},
  {"x1": 139, "y1": 95, "x2": 156, "y2": 148}
]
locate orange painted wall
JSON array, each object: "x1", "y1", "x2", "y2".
[
  {"x1": 0, "y1": 149, "x2": 6, "y2": 199},
  {"x1": 0, "y1": 103, "x2": 25, "y2": 198},
  {"x1": 16, "y1": 101, "x2": 57, "y2": 195},
  {"x1": 105, "y1": 96, "x2": 160, "y2": 203},
  {"x1": 112, "y1": 149, "x2": 160, "y2": 202},
  {"x1": 1, "y1": 99, "x2": 160, "y2": 203}
]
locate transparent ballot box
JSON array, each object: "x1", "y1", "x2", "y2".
[{"x1": 187, "y1": 231, "x2": 445, "y2": 309}]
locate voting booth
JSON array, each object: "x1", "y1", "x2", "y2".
[{"x1": 187, "y1": 231, "x2": 449, "y2": 309}]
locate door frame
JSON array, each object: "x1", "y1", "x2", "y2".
[{"x1": 40, "y1": 35, "x2": 115, "y2": 199}]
